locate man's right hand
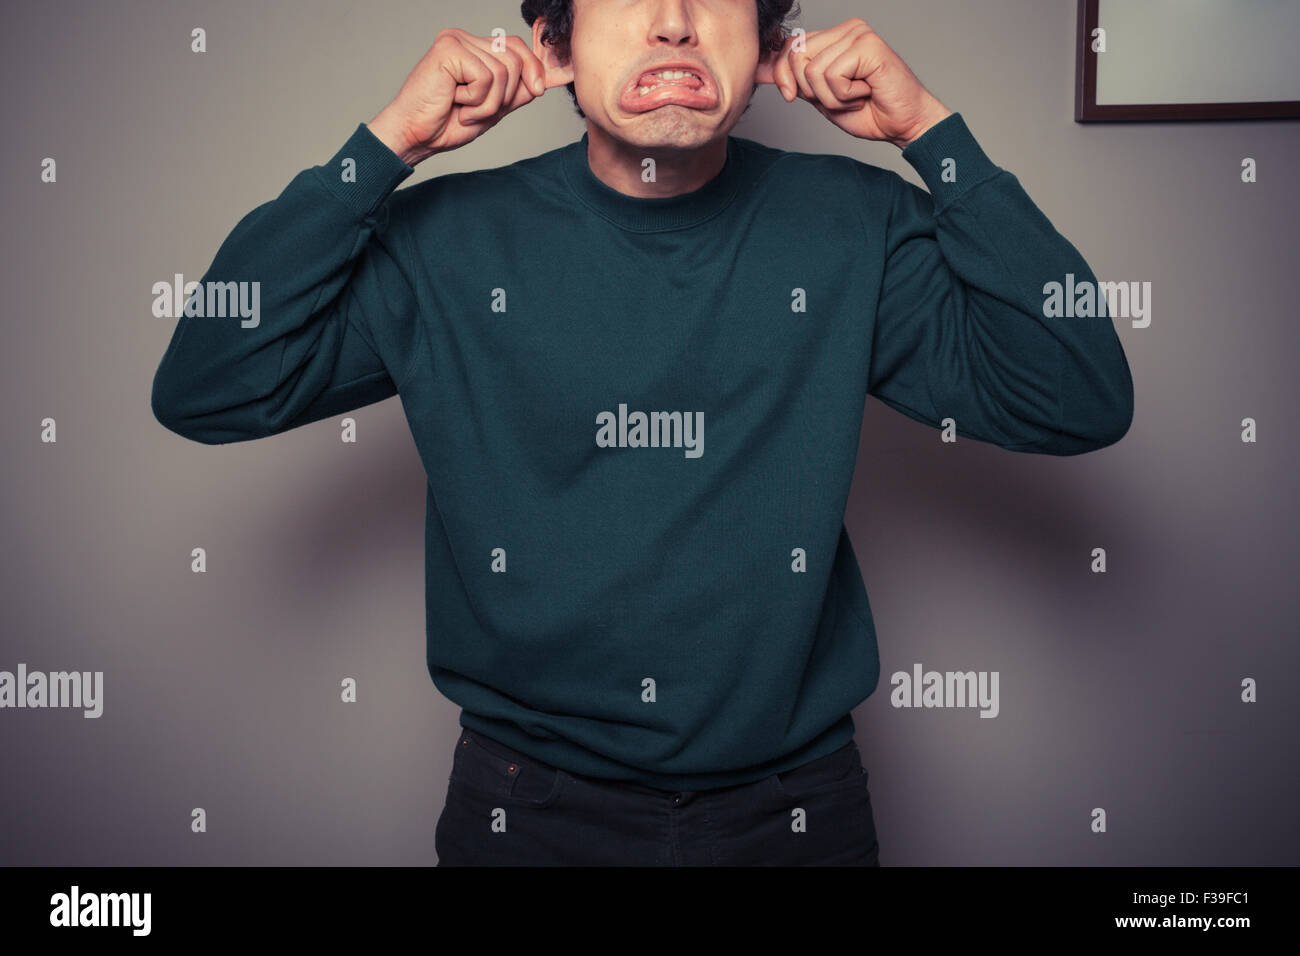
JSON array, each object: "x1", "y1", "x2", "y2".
[{"x1": 367, "y1": 29, "x2": 558, "y2": 167}]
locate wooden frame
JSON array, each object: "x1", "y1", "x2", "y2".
[{"x1": 1075, "y1": 0, "x2": 1300, "y2": 122}]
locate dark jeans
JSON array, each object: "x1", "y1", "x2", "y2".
[{"x1": 434, "y1": 727, "x2": 881, "y2": 866}]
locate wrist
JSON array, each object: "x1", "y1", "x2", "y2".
[
  {"x1": 893, "y1": 101, "x2": 954, "y2": 151},
  {"x1": 367, "y1": 109, "x2": 434, "y2": 167}
]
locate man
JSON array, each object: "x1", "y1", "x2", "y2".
[{"x1": 151, "y1": 0, "x2": 1134, "y2": 866}]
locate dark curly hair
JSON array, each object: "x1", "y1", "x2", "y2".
[{"x1": 520, "y1": 0, "x2": 802, "y2": 118}]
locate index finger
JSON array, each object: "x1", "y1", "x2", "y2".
[
  {"x1": 501, "y1": 35, "x2": 549, "y2": 96},
  {"x1": 463, "y1": 33, "x2": 546, "y2": 100}
]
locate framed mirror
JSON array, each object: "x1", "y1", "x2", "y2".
[{"x1": 1076, "y1": 0, "x2": 1300, "y2": 121}]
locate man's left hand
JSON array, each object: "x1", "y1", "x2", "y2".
[{"x1": 755, "y1": 18, "x2": 953, "y2": 149}]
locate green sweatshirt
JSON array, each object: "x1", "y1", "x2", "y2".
[{"x1": 151, "y1": 113, "x2": 1133, "y2": 790}]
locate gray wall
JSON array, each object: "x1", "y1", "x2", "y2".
[{"x1": 2, "y1": 0, "x2": 1296, "y2": 865}]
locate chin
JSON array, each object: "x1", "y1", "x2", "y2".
[{"x1": 620, "y1": 110, "x2": 721, "y2": 148}]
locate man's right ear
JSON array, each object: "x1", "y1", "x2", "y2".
[{"x1": 531, "y1": 18, "x2": 575, "y2": 88}]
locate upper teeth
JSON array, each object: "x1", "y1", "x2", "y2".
[{"x1": 638, "y1": 70, "x2": 700, "y2": 94}]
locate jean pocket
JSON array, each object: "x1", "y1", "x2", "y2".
[
  {"x1": 771, "y1": 741, "x2": 868, "y2": 803},
  {"x1": 448, "y1": 729, "x2": 569, "y2": 810}
]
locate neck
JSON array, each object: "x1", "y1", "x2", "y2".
[{"x1": 584, "y1": 123, "x2": 728, "y2": 199}]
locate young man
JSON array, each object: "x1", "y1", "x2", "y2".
[{"x1": 151, "y1": 0, "x2": 1134, "y2": 866}]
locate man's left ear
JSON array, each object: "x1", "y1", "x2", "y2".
[{"x1": 754, "y1": 46, "x2": 782, "y2": 86}]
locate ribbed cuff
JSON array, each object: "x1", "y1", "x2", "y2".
[
  {"x1": 316, "y1": 121, "x2": 415, "y2": 220},
  {"x1": 900, "y1": 112, "x2": 1002, "y2": 214}
]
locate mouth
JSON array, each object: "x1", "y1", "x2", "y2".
[{"x1": 620, "y1": 62, "x2": 719, "y2": 114}]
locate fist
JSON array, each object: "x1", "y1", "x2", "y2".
[{"x1": 369, "y1": 28, "x2": 563, "y2": 164}]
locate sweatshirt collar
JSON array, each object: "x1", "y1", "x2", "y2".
[{"x1": 561, "y1": 131, "x2": 743, "y2": 233}]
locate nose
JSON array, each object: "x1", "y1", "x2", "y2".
[{"x1": 647, "y1": 0, "x2": 696, "y2": 46}]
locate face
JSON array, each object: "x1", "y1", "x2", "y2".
[{"x1": 546, "y1": 0, "x2": 766, "y2": 150}]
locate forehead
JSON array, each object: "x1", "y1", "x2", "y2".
[{"x1": 569, "y1": 0, "x2": 759, "y2": 22}]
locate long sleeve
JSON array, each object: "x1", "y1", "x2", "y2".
[
  {"x1": 150, "y1": 122, "x2": 418, "y2": 444},
  {"x1": 861, "y1": 112, "x2": 1134, "y2": 455}
]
